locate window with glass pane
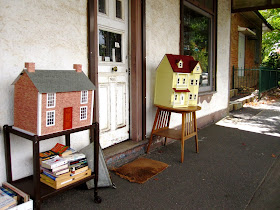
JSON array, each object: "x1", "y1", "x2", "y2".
[
  {"x1": 99, "y1": 30, "x2": 122, "y2": 62},
  {"x1": 116, "y1": 0, "x2": 122, "y2": 19},
  {"x1": 99, "y1": 0, "x2": 106, "y2": 14},
  {"x1": 182, "y1": 3, "x2": 213, "y2": 90}
]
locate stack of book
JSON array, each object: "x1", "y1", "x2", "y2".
[
  {"x1": 40, "y1": 144, "x2": 91, "y2": 190},
  {"x1": 64, "y1": 153, "x2": 89, "y2": 175},
  {"x1": 0, "y1": 182, "x2": 30, "y2": 209}
]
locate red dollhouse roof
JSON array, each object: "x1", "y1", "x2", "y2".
[
  {"x1": 173, "y1": 88, "x2": 190, "y2": 92},
  {"x1": 166, "y1": 54, "x2": 198, "y2": 73}
]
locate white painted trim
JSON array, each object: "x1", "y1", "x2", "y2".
[
  {"x1": 46, "y1": 93, "x2": 56, "y2": 108},
  {"x1": 80, "y1": 106, "x2": 87, "y2": 121},
  {"x1": 80, "y1": 90, "x2": 88, "y2": 104},
  {"x1": 12, "y1": 127, "x2": 35, "y2": 136},
  {"x1": 37, "y1": 93, "x2": 42, "y2": 136},
  {"x1": 90, "y1": 91, "x2": 94, "y2": 124},
  {"x1": 46, "y1": 110, "x2": 55, "y2": 127}
]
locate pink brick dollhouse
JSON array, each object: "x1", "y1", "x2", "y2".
[{"x1": 12, "y1": 63, "x2": 96, "y2": 136}]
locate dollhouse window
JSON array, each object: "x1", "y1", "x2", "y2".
[
  {"x1": 174, "y1": 94, "x2": 178, "y2": 101},
  {"x1": 177, "y1": 60, "x2": 183, "y2": 68},
  {"x1": 47, "y1": 93, "x2": 56, "y2": 108},
  {"x1": 46, "y1": 111, "x2": 55, "y2": 126},
  {"x1": 189, "y1": 94, "x2": 193, "y2": 100},
  {"x1": 181, "y1": 94, "x2": 185, "y2": 104},
  {"x1": 194, "y1": 94, "x2": 197, "y2": 100},
  {"x1": 183, "y1": 78, "x2": 186, "y2": 84},
  {"x1": 80, "y1": 106, "x2": 87, "y2": 120},
  {"x1": 190, "y1": 79, "x2": 194, "y2": 85},
  {"x1": 177, "y1": 78, "x2": 180, "y2": 85},
  {"x1": 81, "y1": 90, "x2": 88, "y2": 104},
  {"x1": 195, "y1": 79, "x2": 198, "y2": 85}
]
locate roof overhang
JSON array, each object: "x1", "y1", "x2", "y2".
[
  {"x1": 236, "y1": 11, "x2": 273, "y2": 32},
  {"x1": 232, "y1": 0, "x2": 280, "y2": 13},
  {"x1": 238, "y1": 26, "x2": 256, "y2": 36}
]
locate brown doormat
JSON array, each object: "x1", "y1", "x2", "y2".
[{"x1": 112, "y1": 157, "x2": 169, "y2": 184}]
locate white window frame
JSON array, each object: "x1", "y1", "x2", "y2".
[
  {"x1": 80, "y1": 106, "x2": 87, "y2": 120},
  {"x1": 47, "y1": 93, "x2": 56, "y2": 108},
  {"x1": 81, "y1": 90, "x2": 88, "y2": 104},
  {"x1": 46, "y1": 110, "x2": 55, "y2": 127}
]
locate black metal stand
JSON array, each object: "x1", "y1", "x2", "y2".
[{"x1": 3, "y1": 123, "x2": 101, "y2": 209}]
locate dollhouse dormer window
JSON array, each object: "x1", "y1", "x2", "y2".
[
  {"x1": 80, "y1": 106, "x2": 87, "y2": 120},
  {"x1": 47, "y1": 93, "x2": 56, "y2": 108},
  {"x1": 81, "y1": 90, "x2": 88, "y2": 104},
  {"x1": 177, "y1": 60, "x2": 183, "y2": 68}
]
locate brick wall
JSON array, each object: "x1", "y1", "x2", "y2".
[
  {"x1": 14, "y1": 72, "x2": 38, "y2": 134},
  {"x1": 41, "y1": 90, "x2": 93, "y2": 135},
  {"x1": 230, "y1": 13, "x2": 262, "y2": 89}
]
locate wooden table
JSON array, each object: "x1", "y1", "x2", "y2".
[{"x1": 147, "y1": 105, "x2": 201, "y2": 163}]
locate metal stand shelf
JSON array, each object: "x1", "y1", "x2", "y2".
[{"x1": 3, "y1": 123, "x2": 101, "y2": 210}]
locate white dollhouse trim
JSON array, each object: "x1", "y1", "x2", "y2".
[
  {"x1": 47, "y1": 93, "x2": 56, "y2": 108},
  {"x1": 12, "y1": 126, "x2": 35, "y2": 136},
  {"x1": 90, "y1": 91, "x2": 94, "y2": 125},
  {"x1": 37, "y1": 93, "x2": 42, "y2": 136},
  {"x1": 46, "y1": 110, "x2": 55, "y2": 127},
  {"x1": 80, "y1": 106, "x2": 87, "y2": 120},
  {"x1": 81, "y1": 90, "x2": 88, "y2": 104}
]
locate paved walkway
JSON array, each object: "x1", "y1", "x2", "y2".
[{"x1": 41, "y1": 98, "x2": 280, "y2": 210}]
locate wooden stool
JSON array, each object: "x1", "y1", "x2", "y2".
[{"x1": 146, "y1": 105, "x2": 201, "y2": 163}]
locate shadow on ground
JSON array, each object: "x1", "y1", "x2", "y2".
[{"x1": 41, "y1": 123, "x2": 280, "y2": 210}]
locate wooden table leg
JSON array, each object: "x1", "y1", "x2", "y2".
[
  {"x1": 3, "y1": 125, "x2": 12, "y2": 182},
  {"x1": 193, "y1": 111, "x2": 199, "y2": 153},
  {"x1": 181, "y1": 113, "x2": 186, "y2": 163},
  {"x1": 146, "y1": 108, "x2": 160, "y2": 153},
  {"x1": 33, "y1": 136, "x2": 41, "y2": 210}
]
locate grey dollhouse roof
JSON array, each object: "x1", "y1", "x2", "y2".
[{"x1": 13, "y1": 69, "x2": 96, "y2": 93}]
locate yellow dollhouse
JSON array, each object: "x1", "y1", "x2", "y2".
[{"x1": 154, "y1": 54, "x2": 202, "y2": 108}]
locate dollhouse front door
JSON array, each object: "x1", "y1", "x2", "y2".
[
  {"x1": 98, "y1": 0, "x2": 130, "y2": 148},
  {"x1": 63, "y1": 107, "x2": 72, "y2": 130}
]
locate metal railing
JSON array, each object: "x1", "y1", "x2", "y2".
[{"x1": 232, "y1": 66, "x2": 280, "y2": 99}]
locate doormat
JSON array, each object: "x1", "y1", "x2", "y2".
[{"x1": 112, "y1": 157, "x2": 169, "y2": 184}]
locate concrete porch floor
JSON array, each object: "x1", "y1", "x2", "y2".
[{"x1": 41, "y1": 99, "x2": 280, "y2": 209}]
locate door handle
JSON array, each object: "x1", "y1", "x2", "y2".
[{"x1": 112, "y1": 66, "x2": 118, "y2": 72}]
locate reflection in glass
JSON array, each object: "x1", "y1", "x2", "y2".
[
  {"x1": 116, "y1": 0, "x2": 122, "y2": 19},
  {"x1": 99, "y1": 0, "x2": 106, "y2": 14},
  {"x1": 99, "y1": 30, "x2": 122, "y2": 62},
  {"x1": 183, "y1": 6, "x2": 211, "y2": 87}
]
